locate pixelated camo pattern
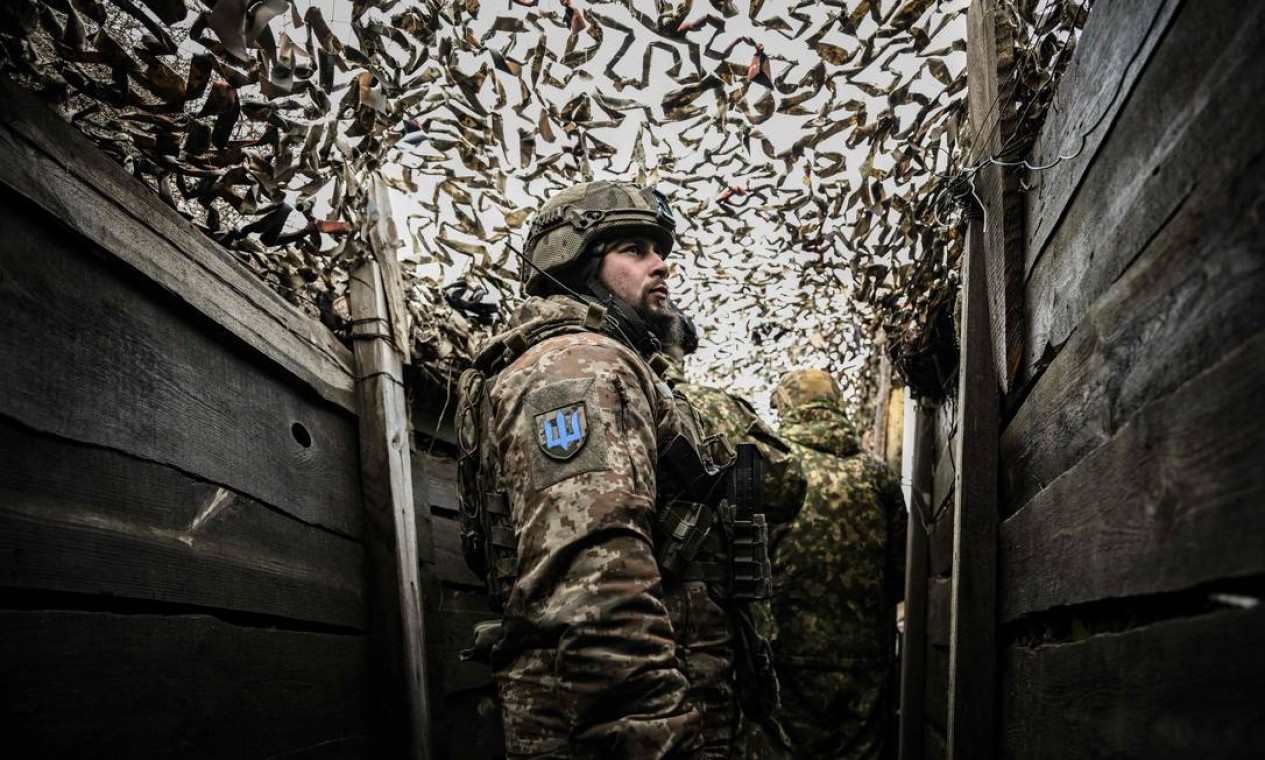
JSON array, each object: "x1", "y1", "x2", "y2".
[
  {"x1": 674, "y1": 380, "x2": 808, "y2": 531},
  {"x1": 483, "y1": 296, "x2": 738, "y2": 759},
  {"x1": 765, "y1": 398, "x2": 907, "y2": 759}
]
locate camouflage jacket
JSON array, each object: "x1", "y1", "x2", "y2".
[
  {"x1": 671, "y1": 376, "x2": 807, "y2": 533},
  {"x1": 773, "y1": 400, "x2": 906, "y2": 667},
  {"x1": 479, "y1": 295, "x2": 702, "y2": 758}
]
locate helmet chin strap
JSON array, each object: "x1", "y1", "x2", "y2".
[{"x1": 583, "y1": 274, "x2": 664, "y2": 360}]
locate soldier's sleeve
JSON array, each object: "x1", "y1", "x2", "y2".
[{"x1": 494, "y1": 339, "x2": 699, "y2": 758}]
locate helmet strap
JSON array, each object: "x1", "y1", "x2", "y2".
[{"x1": 583, "y1": 274, "x2": 664, "y2": 360}]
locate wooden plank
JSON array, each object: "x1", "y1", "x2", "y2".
[
  {"x1": 925, "y1": 724, "x2": 947, "y2": 760},
  {"x1": 946, "y1": 199, "x2": 998, "y2": 759},
  {"x1": 0, "y1": 194, "x2": 363, "y2": 537},
  {"x1": 966, "y1": 0, "x2": 1023, "y2": 390},
  {"x1": 421, "y1": 453, "x2": 461, "y2": 512},
  {"x1": 0, "y1": 609, "x2": 373, "y2": 758},
  {"x1": 898, "y1": 400, "x2": 934, "y2": 760},
  {"x1": 434, "y1": 688, "x2": 506, "y2": 760},
  {"x1": 1023, "y1": 0, "x2": 1183, "y2": 279},
  {"x1": 430, "y1": 514, "x2": 485, "y2": 588},
  {"x1": 1001, "y1": 110, "x2": 1265, "y2": 513},
  {"x1": 414, "y1": 451, "x2": 481, "y2": 587},
  {"x1": 926, "y1": 577, "x2": 951, "y2": 648},
  {"x1": 0, "y1": 76, "x2": 355, "y2": 413},
  {"x1": 349, "y1": 260, "x2": 431, "y2": 759},
  {"x1": 1001, "y1": 331, "x2": 1265, "y2": 621},
  {"x1": 433, "y1": 604, "x2": 499, "y2": 695},
  {"x1": 0, "y1": 418, "x2": 366, "y2": 629},
  {"x1": 930, "y1": 398, "x2": 958, "y2": 512},
  {"x1": 928, "y1": 399, "x2": 957, "y2": 578},
  {"x1": 1002, "y1": 606, "x2": 1265, "y2": 759},
  {"x1": 1021, "y1": 0, "x2": 1265, "y2": 385},
  {"x1": 924, "y1": 642, "x2": 949, "y2": 733},
  {"x1": 413, "y1": 451, "x2": 439, "y2": 569}
]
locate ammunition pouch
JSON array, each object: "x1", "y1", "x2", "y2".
[
  {"x1": 456, "y1": 368, "x2": 518, "y2": 611},
  {"x1": 655, "y1": 498, "x2": 715, "y2": 578},
  {"x1": 721, "y1": 503, "x2": 773, "y2": 601}
]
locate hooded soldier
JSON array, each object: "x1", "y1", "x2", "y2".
[
  {"x1": 759, "y1": 369, "x2": 907, "y2": 760},
  {"x1": 456, "y1": 181, "x2": 772, "y2": 759}
]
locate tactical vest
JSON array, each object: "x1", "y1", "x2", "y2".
[{"x1": 454, "y1": 301, "x2": 771, "y2": 610}]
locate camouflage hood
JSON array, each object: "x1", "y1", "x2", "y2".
[{"x1": 779, "y1": 400, "x2": 861, "y2": 458}]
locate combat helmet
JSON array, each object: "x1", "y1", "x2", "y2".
[
  {"x1": 771, "y1": 368, "x2": 844, "y2": 411},
  {"x1": 521, "y1": 180, "x2": 676, "y2": 296}
]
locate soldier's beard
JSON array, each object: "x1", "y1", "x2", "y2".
[{"x1": 640, "y1": 300, "x2": 681, "y2": 349}]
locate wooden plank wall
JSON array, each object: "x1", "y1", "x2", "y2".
[
  {"x1": 0, "y1": 81, "x2": 381, "y2": 756},
  {"x1": 413, "y1": 448, "x2": 506, "y2": 759},
  {"x1": 996, "y1": 0, "x2": 1265, "y2": 756}
]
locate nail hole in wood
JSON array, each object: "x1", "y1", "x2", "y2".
[{"x1": 291, "y1": 422, "x2": 312, "y2": 448}]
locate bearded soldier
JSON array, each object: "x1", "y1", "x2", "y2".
[
  {"x1": 764, "y1": 369, "x2": 907, "y2": 759},
  {"x1": 455, "y1": 181, "x2": 774, "y2": 759}
]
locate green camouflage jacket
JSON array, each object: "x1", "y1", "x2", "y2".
[
  {"x1": 773, "y1": 400, "x2": 906, "y2": 666},
  {"x1": 671, "y1": 375, "x2": 807, "y2": 533}
]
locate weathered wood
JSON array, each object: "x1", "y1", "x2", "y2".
[
  {"x1": 946, "y1": 200, "x2": 998, "y2": 759},
  {"x1": 0, "y1": 193, "x2": 363, "y2": 537},
  {"x1": 1, "y1": 609, "x2": 373, "y2": 758},
  {"x1": 0, "y1": 418, "x2": 366, "y2": 629},
  {"x1": 898, "y1": 399, "x2": 934, "y2": 760},
  {"x1": 434, "y1": 688, "x2": 506, "y2": 760},
  {"x1": 0, "y1": 76, "x2": 356, "y2": 412},
  {"x1": 928, "y1": 398, "x2": 957, "y2": 578},
  {"x1": 413, "y1": 451, "x2": 482, "y2": 587},
  {"x1": 925, "y1": 724, "x2": 947, "y2": 760},
  {"x1": 1001, "y1": 331, "x2": 1265, "y2": 621},
  {"x1": 1001, "y1": 114, "x2": 1265, "y2": 513},
  {"x1": 930, "y1": 397, "x2": 958, "y2": 512},
  {"x1": 967, "y1": 0, "x2": 1023, "y2": 390},
  {"x1": 926, "y1": 577, "x2": 951, "y2": 648},
  {"x1": 409, "y1": 367, "x2": 459, "y2": 446},
  {"x1": 430, "y1": 514, "x2": 485, "y2": 588},
  {"x1": 1002, "y1": 606, "x2": 1265, "y2": 759},
  {"x1": 924, "y1": 642, "x2": 949, "y2": 733},
  {"x1": 1023, "y1": 0, "x2": 1183, "y2": 279},
  {"x1": 412, "y1": 451, "x2": 439, "y2": 569},
  {"x1": 349, "y1": 260, "x2": 431, "y2": 758},
  {"x1": 1021, "y1": 0, "x2": 1265, "y2": 385},
  {"x1": 431, "y1": 592, "x2": 499, "y2": 695}
]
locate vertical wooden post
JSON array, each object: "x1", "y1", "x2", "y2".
[
  {"x1": 349, "y1": 259, "x2": 431, "y2": 759},
  {"x1": 898, "y1": 398, "x2": 935, "y2": 760},
  {"x1": 967, "y1": 0, "x2": 1024, "y2": 392},
  {"x1": 946, "y1": 196, "x2": 998, "y2": 759}
]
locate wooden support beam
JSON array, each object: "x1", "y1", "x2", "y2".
[
  {"x1": 898, "y1": 398, "x2": 935, "y2": 760},
  {"x1": 966, "y1": 0, "x2": 1024, "y2": 394},
  {"x1": 349, "y1": 260, "x2": 431, "y2": 759},
  {"x1": 946, "y1": 197, "x2": 999, "y2": 759}
]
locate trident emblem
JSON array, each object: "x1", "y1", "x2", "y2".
[{"x1": 536, "y1": 404, "x2": 588, "y2": 460}]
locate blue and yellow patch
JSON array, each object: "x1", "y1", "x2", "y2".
[{"x1": 535, "y1": 403, "x2": 588, "y2": 460}]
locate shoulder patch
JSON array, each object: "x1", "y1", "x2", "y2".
[{"x1": 535, "y1": 403, "x2": 588, "y2": 460}]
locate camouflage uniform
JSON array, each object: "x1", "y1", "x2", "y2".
[
  {"x1": 671, "y1": 374, "x2": 806, "y2": 532},
  {"x1": 460, "y1": 180, "x2": 765, "y2": 759},
  {"x1": 476, "y1": 295, "x2": 704, "y2": 758},
  {"x1": 765, "y1": 370, "x2": 907, "y2": 760},
  {"x1": 664, "y1": 364, "x2": 807, "y2": 758}
]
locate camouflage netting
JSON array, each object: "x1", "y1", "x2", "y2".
[{"x1": 0, "y1": 0, "x2": 1089, "y2": 409}]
